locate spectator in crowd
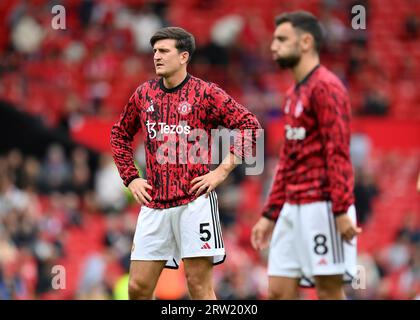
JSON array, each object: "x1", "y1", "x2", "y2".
[
  {"x1": 39, "y1": 144, "x2": 71, "y2": 193},
  {"x1": 404, "y1": 14, "x2": 419, "y2": 39},
  {"x1": 354, "y1": 168, "x2": 378, "y2": 225},
  {"x1": 94, "y1": 154, "x2": 127, "y2": 213},
  {"x1": 360, "y1": 86, "x2": 390, "y2": 116}
]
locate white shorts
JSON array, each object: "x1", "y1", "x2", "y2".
[
  {"x1": 268, "y1": 201, "x2": 357, "y2": 287},
  {"x1": 131, "y1": 191, "x2": 225, "y2": 268}
]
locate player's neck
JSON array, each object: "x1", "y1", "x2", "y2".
[
  {"x1": 292, "y1": 55, "x2": 320, "y2": 84},
  {"x1": 162, "y1": 70, "x2": 188, "y2": 89}
]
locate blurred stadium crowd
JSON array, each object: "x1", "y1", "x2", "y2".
[{"x1": 0, "y1": 0, "x2": 419, "y2": 299}]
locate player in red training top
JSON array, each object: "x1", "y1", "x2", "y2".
[
  {"x1": 110, "y1": 27, "x2": 261, "y2": 300},
  {"x1": 251, "y1": 11, "x2": 362, "y2": 300}
]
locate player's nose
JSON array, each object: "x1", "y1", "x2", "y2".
[
  {"x1": 270, "y1": 41, "x2": 278, "y2": 53},
  {"x1": 154, "y1": 52, "x2": 161, "y2": 61}
]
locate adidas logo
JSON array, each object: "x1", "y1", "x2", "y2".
[
  {"x1": 201, "y1": 243, "x2": 211, "y2": 249},
  {"x1": 146, "y1": 104, "x2": 154, "y2": 112}
]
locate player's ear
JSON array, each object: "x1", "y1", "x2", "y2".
[
  {"x1": 301, "y1": 32, "x2": 313, "y2": 52},
  {"x1": 180, "y1": 51, "x2": 189, "y2": 65}
]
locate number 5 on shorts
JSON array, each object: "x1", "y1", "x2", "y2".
[{"x1": 200, "y1": 223, "x2": 211, "y2": 241}]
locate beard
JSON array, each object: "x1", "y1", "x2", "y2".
[{"x1": 275, "y1": 53, "x2": 301, "y2": 69}]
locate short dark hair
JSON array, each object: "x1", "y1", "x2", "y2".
[
  {"x1": 275, "y1": 11, "x2": 324, "y2": 53},
  {"x1": 150, "y1": 27, "x2": 196, "y2": 62}
]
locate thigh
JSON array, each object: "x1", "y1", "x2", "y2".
[
  {"x1": 183, "y1": 256, "x2": 214, "y2": 280},
  {"x1": 313, "y1": 274, "x2": 346, "y2": 299},
  {"x1": 268, "y1": 276, "x2": 300, "y2": 300},
  {"x1": 313, "y1": 274, "x2": 344, "y2": 289}
]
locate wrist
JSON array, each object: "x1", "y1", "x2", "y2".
[
  {"x1": 334, "y1": 212, "x2": 347, "y2": 218},
  {"x1": 215, "y1": 164, "x2": 230, "y2": 178},
  {"x1": 262, "y1": 215, "x2": 276, "y2": 222},
  {"x1": 126, "y1": 175, "x2": 140, "y2": 187},
  {"x1": 262, "y1": 212, "x2": 277, "y2": 222}
]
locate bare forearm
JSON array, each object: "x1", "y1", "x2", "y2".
[
  {"x1": 216, "y1": 153, "x2": 241, "y2": 177},
  {"x1": 190, "y1": 153, "x2": 241, "y2": 197}
]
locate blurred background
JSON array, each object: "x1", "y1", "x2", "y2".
[{"x1": 0, "y1": 0, "x2": 419, "y2": 300}]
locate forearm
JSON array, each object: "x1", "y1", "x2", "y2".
[
  {"x1": 110, "y1": 128, "x2": 140, "y2": 186},
  {"x1": 261, "y1": 188, "x2": 285, "y2": 221},
  {"x1": 261, "y1": 162, "x2": 286, "y2": 221},
  {"x1": 215, "y1": 152, "x2": 241, "y2": 177},
  {"x1": 325, "y1": 155, "x2": 354, "y2": 215},
  {"x1": 110, "y1": 91, "x2": 142, "y2": 186}
]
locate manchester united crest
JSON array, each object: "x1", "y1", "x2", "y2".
[{"x1": 177, "y1": 101, "x2": 192, "y2": 115}]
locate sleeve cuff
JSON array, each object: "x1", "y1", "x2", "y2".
[
  {"x1": 333, "y1": 211, "x2": 346, "y2": 217},
  {"x1": 332, "y1": 203, "x2": 352, "y2": 216},
  {"x1": 262, "y1": 205, "x2": 283, "y2": 221},
  {"x1": 124, "y1": 174, "x2": 140, "y2": 187},
  {"x1": 262, "y1": 213, "x2": 278, "y2": 221}
]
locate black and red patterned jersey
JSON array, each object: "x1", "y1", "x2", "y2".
[
  {"x1": 262, "y1": 65, "x2": 355, "y2": 220},
  {"x1": 110, "y1": 74, "x2": 261, "y2": 209}
]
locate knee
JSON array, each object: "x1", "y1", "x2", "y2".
[
  {"x1": 268, "y1": 287, "x2": 297, "y2": 300},
  {"x1": 315, "y1": 281, "x2": 345, "y2": 300},
  {"x1": 316, "y1": 287, "x2": 330, "y2": 300},
  {"x1": 128, "y1": 277, "x2": 154, "y2": 300},
  {"x1": 185, "y1": 271, "x2": 212, "y2": 298}
]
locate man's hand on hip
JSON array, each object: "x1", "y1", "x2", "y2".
[
  {"x1": 128, "y1": 178, "x2": 153, "y2": 206},
  {"x1": 189, "y1": 167, "x2": 229, "y2": 198}
]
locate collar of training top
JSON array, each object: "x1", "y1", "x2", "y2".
[
  {"x1": 295, "y1": 64, "x2": 321, "y2": 89},
  {"x1": 159, "y1": 73, "x2": 191, "y2": 93}
]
